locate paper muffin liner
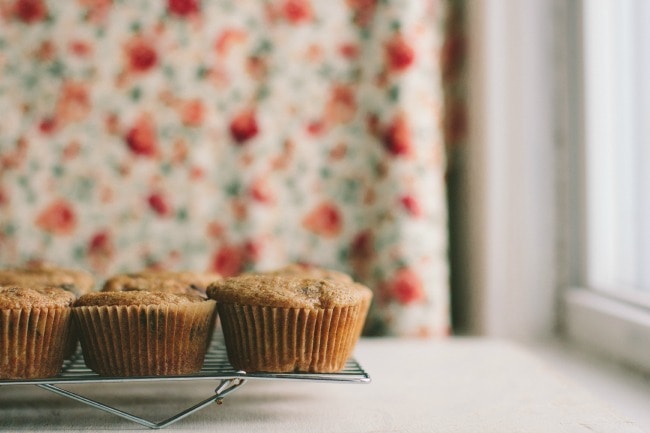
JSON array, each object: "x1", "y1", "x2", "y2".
[
  {"x1": 73, "y1": 300, "x2": 216, "y2": 377},
  {"x1": 352, "y1": 297, "x2": 371, "y2": 344},
  {"x1": 218, "y1": 303, "x2": 362, "y2": 373},
  {"x1": 64, "y1": 320, "x2": 80, "y2": 359},
  {"x1": 0, "y1": 307, "x2": 73, "y2": 379}
]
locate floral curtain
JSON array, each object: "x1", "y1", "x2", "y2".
[{"x1": 0, "y1": 0, "x2": 452, "y2": 336}]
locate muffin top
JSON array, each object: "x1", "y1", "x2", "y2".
[
  {"x1": 260, "y1": 264, "x2": 354, "y2": 284},
  {"x1": 102, "y1": 270, "x2": 220, "y2": 296},
  {"x1": 75, "y1": 290, "x2": 210, "y2": 307},
  {"x1": 207, "y1": 275, "x2": 372, "y2": 309},
  {"x1": 137, "y1": 270, "x2": 221, "y2": 290},
  {"x1": 0, "y1": 286, "x2": 76, "y2": 309},
  {"x1": 0, "y1": 264, "x2": 95, "y2": 297}
]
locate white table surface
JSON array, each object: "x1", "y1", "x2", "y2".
[{"x1": 0, "y1": 338, "x2": 642, "y2": 433}]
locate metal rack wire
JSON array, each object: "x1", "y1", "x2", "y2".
[{"x1": 0, "y1": 336, "x2": 371, "y2": 429}]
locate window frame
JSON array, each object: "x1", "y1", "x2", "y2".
[
  {"x1": 557, "y1": 0, "x2": 650, "y2": 373},
  {"x1": 462, "y1": 0, "x2": 650, "y2": 373}
]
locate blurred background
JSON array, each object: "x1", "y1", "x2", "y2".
[
  {"x1": 1, "y1": 0, "x2": 649, "y2": 373},
  {"x1": 0, "y1": 0, "x2": 454, "y2": 338}
]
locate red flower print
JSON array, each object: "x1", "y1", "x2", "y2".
[
  {"x1": 0, "y1": 188, "x2": 8, "y2": 207},
  {"x1": 214, "y1": 29, "x2": 247, "y2": 57},
  {"x1": 229, "y1": 108, "x2": 259, "y2": 144},
  {"x1": 270, "y1": 139, "x2": 295, "y2": 170},
  {"x1": 39, "y1": 117, "x2": 58, "y2": 135},
  {"x1": 231, "y1": 199, "x2": 248, "y2": 220},
  {"x1": 346, "y1": 0, "x2": 376, "y2": 28},
  {"x1": 400, "y1": 194, "x2": 423, "y2": 218},
  {"x1": 363, "y1": 187, "x2": 376, "y2": 205},
  {"x1": 206, "y1": 65, "x2": 230, "y2": 88},
  {"x1": 125, "y1": 115, "x2": 158, "y2": 157},
  {"x1": 329, "y1": 142, "x2": 347, "y2": 160},
  {"x1": 69, "y1": 40, "x2": 92, "y2": 57},
  {"x1": 385, "y1": 34, "x2": 415, "y2": 73},
  {"x1": 207, "y1": 221, "x2": 225, "y2": 238},
  {"x1": 35, "y1": 41, "x2": 56, "y2": 61},
  {"x1": 172, "y1": 139, "x2": 189, "y2": 164},
  {"x1": 325, "y1": 85, "x2": 357, "y2": 125},
  {"x1": 87, "y1": 230, "x2": 114, "y2": 272},
  {"x1": 302, "y1": 202, "x2": 343, "y2": 238},
  {"x1": 189, "y1": 165, "x2": 205, "y2": 180},
  {"x1": 281, "y1": 0, "x2": 313, "y2": 24},
  {"x1": 349, "y1": 229, "x2": 373, "y2": 279},
  {"x1": 249, "y1": 177, "x2": 275, "y2": 204},
  {"x1": 143, "y1": 256, "x2": 164, "y2": 271},
  {"x1": 246, "y1": 56, "x2": 268, "y2": 80},
  {"x1": 99, "y1": 185, "x2": 114, "y2": 204},
  {"x1": 168, "y1": 249, "x2": 181, "y2": 263},
  {"x1": 0, "y1": 138, "x2": 28, "y2": 170},
  {"x1": 338, "y1": 43, "x2": 359, "y2": 60},
  {"x1": 125, "y1": 37, "x2": 158, "y2": 74},
  {"x1": 105, "y1": 113, "x2": 120, "y2": 135},
  {"x1": 79, "y1": 0, "x2": 111, "y2": 23},
  {"x1": 366, "y1": 113, "x2": 381, "y2": 137},
  {"x1": 305, "y1": 44, "x2": 323, "y2": 62},
  {"x1": 384, "y1": 113, "x2": 414, "y2": 157},
  {"x1": 350, "y1": 230, "x2": 374, "y2": 260},
  {"x1": 244, "y1": 238, "x2": 263, "y2": 262},
  {"x1": 147, "y1": 192, "x2": 172, "y2": 217},
  {"x1": 210, "y1": 244, "x2": 245, "y2": 277},
  {"x1": 387, "y1": 268, "x2": 425, "y2": 305},
  {"x1": 62, "y1": 140, "x2": 81, "y2": 160},
  {"x1": 180, "y1": 99, "x2": 205, "y2": 126},
  {"x1": 56, "y1": 81, "x2": 91, "y2": 124},
  {"x1": 35, "y1": 199, "x2": 77, "y2": 235},
  {"x1": 306, "y1": 120, "x2": 325, "y2": 136},
  {"x1": 13, "y1": 0, "x2": 46, "y2": 23},
  {"x1": 167, "y1": 0, "x2": 199, "y2": 17}
]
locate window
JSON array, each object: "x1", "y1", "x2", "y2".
[
  {"x1": 584, "y1": 0, "x2": 650, "y2": 305},
  {"x1": 563, "y1": 0, "x2": 650, "y2": 372}
]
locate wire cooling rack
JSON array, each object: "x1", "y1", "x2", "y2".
[{"x1": 0, "y1": 336, "x2": 371, "y2": 429}]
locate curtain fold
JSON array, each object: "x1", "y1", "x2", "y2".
[{"x1": 0, "y1": 0, "x2": 451, "y2": 336}]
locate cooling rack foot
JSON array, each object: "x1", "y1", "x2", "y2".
[{"x1": 37, "y1": 378, "x2": 247, "y2": 429}]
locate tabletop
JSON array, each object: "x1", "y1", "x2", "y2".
[{"x1": 0, "y1": 338, "x2": 642, "y2": 433}]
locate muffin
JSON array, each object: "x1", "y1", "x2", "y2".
[
  {"x1": 260, "y1": 264, "x2": 371, "y2": 338},
  {"x1": 0, "y1": 286, "x2": 75, "y2": 379},
  {"x1": 207, "y1": 275, "x2": 373, "y2": 373},
  {"x1": 102, "y1": 270, "x2": 220, "y2": 297},
  {"x1": 0, "y1": 264, "x2": 95, "y2": 358},
  {"x1": 0, "y1": 263, "x2": 95, "y2": 297},
  {"x1": 261, "y1": 263, "x2": 354, "y2": 283},
  {"x1": 73, "y1": 291, "x2": 217, "y2": 377}
]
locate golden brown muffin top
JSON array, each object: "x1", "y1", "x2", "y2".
[
  {"x1": 102, "y1": 270, "x2": 220, "y2": 296},
  {"x1": 260, "y1": 264, "x2": 354, "y2": 283},
  {"x1": 74, "y1": 291, "x2": 209, "y2": 307},
  {"x1": 0, "y1": 264, "x2": 95, "y2": 297},
  {"x1": 207, "y1": 275, "x2": 372, "y2": 309},
  {"x1": 0, "y1": 286, "x2": 76, "y2": 309},
  {"x1": 102, "y1": 275, "x2": 197, "y2": 295},
  {"x1": 136, "y1": 270, "x2": 221, "y2": 290}
]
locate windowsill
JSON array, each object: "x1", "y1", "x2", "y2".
[
  {"x1": 525, "y1": 336, "x2": 650, "y2": 433},
  {"x1": 2, "y1": 337, "x2": 644, "y2": 432},
  {"x1": 564, "y1": 288, "x2": 650, "y2": 374}
]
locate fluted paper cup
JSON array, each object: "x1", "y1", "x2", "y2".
[
  {"x1": 0, "y1": 307, "x2": 73, "y2": 379},
  {"x1": 73, "y1": 300, "x2": 216, "y2": 377},
  {"x1": 218, "y1": 303, "x2": 361, "y2": 373}
]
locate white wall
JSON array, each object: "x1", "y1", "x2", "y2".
[{"x1": 458, "y1": 0, "x2": 556, "y2": 338}]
